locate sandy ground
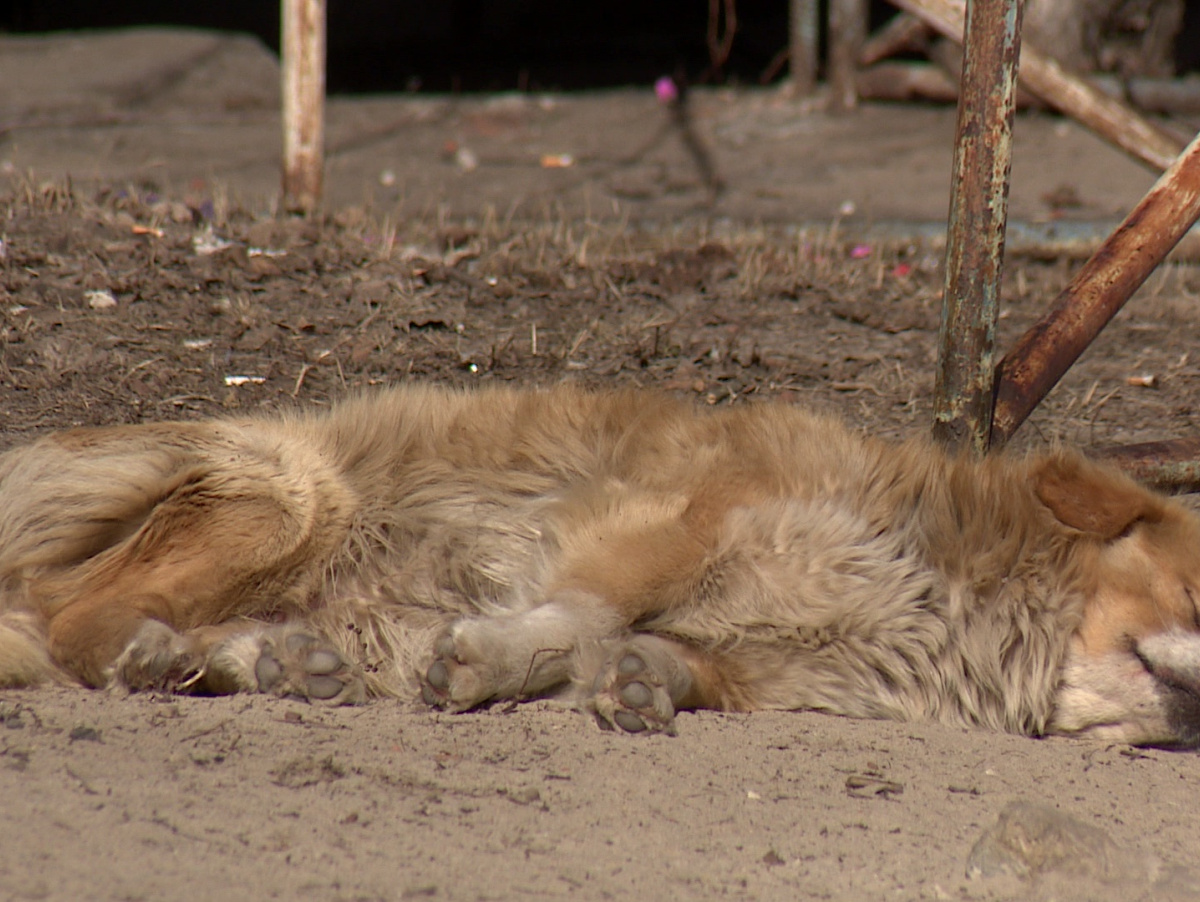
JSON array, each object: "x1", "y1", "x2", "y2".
[
  {"x1": 4, "y1": 689, "x2": 1200, "y2": 902},
  {"x1": 2, "y1": 27, "x2": 1200, "y2": 902}
]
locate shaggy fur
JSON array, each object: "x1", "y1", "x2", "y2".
[{"x1": 2, "y1": 384, "x2": 1200, "y2": 745}]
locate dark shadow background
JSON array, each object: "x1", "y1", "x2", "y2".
[{"x1": 3, "y1": 0, "x2": 1199, "y2": 94}]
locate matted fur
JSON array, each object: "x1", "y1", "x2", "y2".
[{"x1": 2, "y1": 383, "x2": 1200, "y2": 745}]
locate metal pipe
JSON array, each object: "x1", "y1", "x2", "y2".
[
  {"x1": 636, "y1": 219, "x2": 1200, "y2": 261},
  {"x1": 991, "y1": 128, "x2": 1200, "y2": 445},
  {"x1": 1096, "y1": 438, "x2": 1200, "y2": 495},
  {"x1": 931, "y1": 0, "x2": 1024, "y2": 452}
]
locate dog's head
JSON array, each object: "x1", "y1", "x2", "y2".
[{"x1": 1037, "y1": 453, "x2": 1200, "y2": 747}]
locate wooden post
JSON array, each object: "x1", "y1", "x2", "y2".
[
  {"x1": 889, "y1": 0, "x2": 1185, "y2": 170},
  {"x1": 931, "y1": 0, "x2": 1024, "y2": 452},
  {"x1": 281, "y1": 0, "x2": 326, "y2": 213},
  {"x1": 789, "y1": 0, "x2": 820, "y2": 95},
  {"x1": 828, "y1": 0, "x2": 867, "y2": 111}
]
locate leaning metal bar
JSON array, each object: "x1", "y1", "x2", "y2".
[
  {"x1": 930, "y1": 0, "x2": 1024, "y2": 452},
  {"x1": 281, "y1": 0, "x2": 326, "y2": 213},
  {"x1": 889, "y1": 0, "x2": 1184, "y2": 171},
  {"x1": 991, "y1": 128, "x2": 1200, "y2": 445}
]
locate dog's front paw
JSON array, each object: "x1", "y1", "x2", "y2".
[
  {"x1": 421, "y1": 628, "x2": 498, "y2": 711},
  {"x1": 243, "y1": 629, "x2": 365, "y2": 704},
  {"x1": 584, "y1": 643, "x2": 678, "y2": 735},
  {"x1": 421, "y1": 606, "x2": 591, "y2": 711}
]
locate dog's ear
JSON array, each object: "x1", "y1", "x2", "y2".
[{"x1": 1033, "y1": 453, "x2": 1158, "y2": 540}]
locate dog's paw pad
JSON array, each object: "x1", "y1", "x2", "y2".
[
  {"x1": 255, "y1": 631, "x2": 365, "y2": 704},
  {"x1": 588, "y1": 649, "x2": 677, "y2": 736},
  {"x1": 255, "y1": 650, "x2": 284, "y2": 689},
  {"x1": 422, "y1": 659, "x2": 450, "y2": 696}
]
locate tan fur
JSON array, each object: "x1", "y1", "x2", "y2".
[{"x1": 2, "y1": 383, "x2": 1200, "y2": 745}]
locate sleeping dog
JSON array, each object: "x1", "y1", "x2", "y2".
[{"x1": 1, "y1": 384, "x2": 1198, "y2": 745}]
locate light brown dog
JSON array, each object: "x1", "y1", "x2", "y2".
[{"x1": 1, "y1": 383, "x2": 1199, "y2": 745}]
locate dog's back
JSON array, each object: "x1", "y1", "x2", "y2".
[{"x1": 297, "y1": 386, "x2": 1087, "y2": 731}]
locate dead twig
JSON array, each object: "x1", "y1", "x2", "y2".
[
  {"x1": 502, "y1": 646, "x2": 572, "y2": 711},
  {"x1": 706, "y1": 0, "x2": 738, "y2": 74}
]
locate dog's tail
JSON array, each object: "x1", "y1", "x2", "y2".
[
  {"x1": 0, "y1": 425, "x2": 199, "y2": 688},
  {"x1": 0, "y1": 610, "x2": 60, "y2": 687}
]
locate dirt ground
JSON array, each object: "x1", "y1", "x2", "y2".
[{"x1": 3, "y1": 27, "x2": 1200, "y2": 902}]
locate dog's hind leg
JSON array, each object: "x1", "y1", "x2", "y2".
[
  {"x1": 2, "y1": 424, "x2": 361, "y2": 699},
  {"x1": 114, "y1": 619, "x2": 366, "y2": 704},
  {"x1": 421, "y1": 492, "x2": 720, "y2": 711}
]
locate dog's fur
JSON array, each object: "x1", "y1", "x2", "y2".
[{"x1": 2, "y1": 384, "x2": 1200, "y2": 745}]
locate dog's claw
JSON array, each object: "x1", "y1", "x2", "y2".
[
  {"x1": 422, "y1": 658, "x2": 453, "y2": 707},
  {"x1": 113, "y1": 621, "x2": 206, "y2": 694}
]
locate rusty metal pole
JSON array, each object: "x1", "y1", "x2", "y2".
[
  {"x1": 789, "y1": 0, "x2": 820, "y2": 95},
  {"x1": 281, "y1": 0, "x2": 326, "y2": 213},
  {"x1": 828, "y1": 0, "x2": 867, "y2": 111},
  {"x1": 930, "y1": 0, "x2": 1024, "y2": 452},
  {"x1": 991, "y1": 128, "x2": 1200, "y2": 445}
]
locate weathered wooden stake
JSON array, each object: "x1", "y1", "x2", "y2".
[
  {"x1": 857, "y1": 62, "x2": 959, "y2": 103},
  {"x1": 281, "y1": 0, "x2": 326, "y2": 213},
  {"x1": 889, "y1": 0, "x2": 1185, "y2": 170},
  {"x1": 931, "y1": 0, "x2": 1024, "y2": 452},
  {"x1": 858, "y1": 66, "x2": 1200, "y2": 116},
  {"x1": 859, "y1": 13, "x2": 931, "y2": 67},
  {"x1": 991, "y1": 127, "x2": 1200, "y2": 445}
]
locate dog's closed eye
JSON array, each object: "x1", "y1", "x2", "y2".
[{"x1": 1185, "y1": 585, "x2": 1200, "y2": 631}]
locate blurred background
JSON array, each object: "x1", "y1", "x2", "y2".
[{"x1": 4, "y1": 0, "x2": 1199, "y2": 94}]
